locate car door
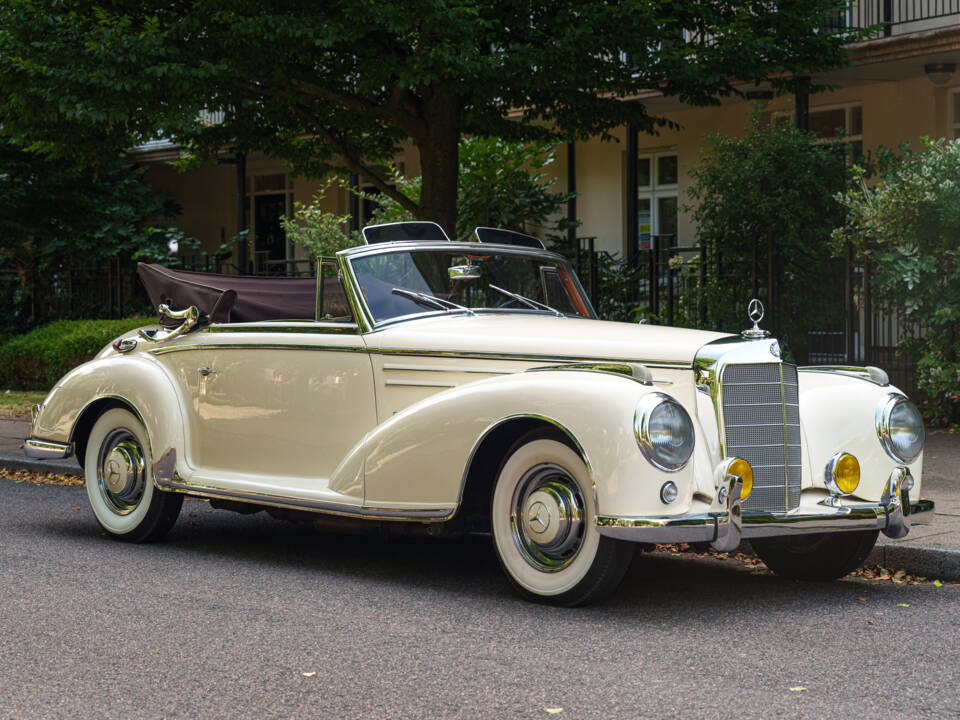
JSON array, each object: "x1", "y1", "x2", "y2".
[{"x1": 187, "y1": 320, "x2": 376, "y2": 506}]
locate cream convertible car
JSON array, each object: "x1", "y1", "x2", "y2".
[{"x1": 26, "y1": 225, "x2": 933, "y2": 605}]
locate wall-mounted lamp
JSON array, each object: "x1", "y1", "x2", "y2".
[{"x1": 925, "y1": 62, "x2": 956, "y2": 85}]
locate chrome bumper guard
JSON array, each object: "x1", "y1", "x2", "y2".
[
  {"x1": 23, "y1": 438, "x2": 73, "y2": 460},
  {"x1": 596, "y1": 468, "x2": 934, "y2": 551}
]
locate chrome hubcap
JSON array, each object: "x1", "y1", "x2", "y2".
[
  {"x1": 510, "y1": 463, "x2": 585, "y2": 572},
  {"x1": 96, "y1": 429, "x2": 146, "y2": 515}
]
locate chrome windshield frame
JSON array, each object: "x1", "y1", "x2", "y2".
[{"x1": 337, "y1": 241, "x2": 596, "y2": 331}]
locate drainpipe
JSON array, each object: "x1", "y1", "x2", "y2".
[{"x1": 794, "y1": 77, "x2": 810, "y2": 131}]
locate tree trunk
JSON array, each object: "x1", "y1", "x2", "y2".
[{"x1": 416, "y1": 86, "x2": 461, "y2": 238}]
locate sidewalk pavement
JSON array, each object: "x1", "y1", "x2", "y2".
[{"x1": 2, "y1": 415, "x2": 958, "y2": 579}]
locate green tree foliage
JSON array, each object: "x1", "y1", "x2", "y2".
[
  {"x1": 0, "y1": 1, "x2": 854, "y2": 235},
  {"x1": 0, "y1": 141, "x2": 181, "y2": 333},
  {"x1": 834, "y1": 138, "x2": 960, "y2": 426},
  {"x1": 686, "y1": 111, "x2": 849, "y2": 356}
]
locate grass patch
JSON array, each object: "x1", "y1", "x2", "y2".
[{"x1": 0, "y1": 390, "x2": 49, "y2": 418}]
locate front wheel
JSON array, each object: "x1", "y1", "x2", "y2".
[
  {"x1": 84, "y1": 407, "x2": 183, "y2": 543},
  {"x1": 491, "y1": 432, "x2": 634, "y2": 606},
  {"x1": 751, "y1": 529, "x2": 879, "y2": 581}
]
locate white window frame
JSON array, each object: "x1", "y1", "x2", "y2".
[{"x1": 636, "y1": 150, "x2": 679, "y2": 250}]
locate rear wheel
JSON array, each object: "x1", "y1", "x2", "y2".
[
  {"x1": 751, "y1": 529, "x2": 879, "y2": 581},
  {"x1": 84, "y1": 408, "x2": 183, "y2": 543},
  {"x1": 491, "y1": 431, "x2": 634, "y2": 606}
]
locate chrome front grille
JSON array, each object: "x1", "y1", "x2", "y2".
[{"x1": 721, "y1": 363, "x2": 801, "y2": 513}]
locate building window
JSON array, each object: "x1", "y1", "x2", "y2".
[
  {"x1": 637, "y1": 151, "x2": 678, "y2": 250},
  {"x1": 764, "y1": 103, "x2": 863, "y2": 160}
]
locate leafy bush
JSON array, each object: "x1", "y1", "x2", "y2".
[
  {"x1": 834, "y1": 138, "x2": 960, "y2": 426},
  {"x1": 686, "y1": 110, "x2": 849, "y2": 354},
  {"x1": 0, "y1": 318, "x2": 147, "y2": 390},
  {"x1": 280, "y1": 184, "x2": 363, "y2": 259}
]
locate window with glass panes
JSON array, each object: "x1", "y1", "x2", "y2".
[
  {"x1": 763, "y1": 104, "x2": 862, "y2": 160},
  {"x1": 636, "y1": 152, "x2": 678, "y2": 251}
]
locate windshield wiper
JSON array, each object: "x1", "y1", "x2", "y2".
[
  {"x1": 391, "y1": 288, "x2": 475, "y2": 316},
  {"x1": 488, "y1": 284, "x2": 564, "y2": 317}
]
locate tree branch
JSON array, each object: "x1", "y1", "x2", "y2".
[
  {"x1": 282, "y1": 80, "x2": 427, "y2": 141},
  {"x1": 288, "y1": 105, "x2": 421, "y2": 217}
]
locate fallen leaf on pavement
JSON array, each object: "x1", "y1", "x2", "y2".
[
  {"x1": 301, "y1": 672, "x2": 316, "y2": 677},
  {"x1": 788, "y1": 686, "x2": 807, "y2": 692},
  {"x1": 543, "y1": 708, "x2": 563, "y2": 714},
  {"x1": 857, "y1": 597, "x2": 867, "y2": 602},
  {"x1": 934, "y1": 580, "x2": 943, "y2": 588},
  {"x1": 896, "y1": 603, "x2": 911, "y2": 608}
]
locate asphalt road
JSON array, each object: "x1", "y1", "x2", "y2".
[{"x1": 2, "y1": 480, "x2": 959, "y2": 720}]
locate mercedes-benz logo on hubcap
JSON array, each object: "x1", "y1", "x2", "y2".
[
  {"x1": 527, "y1": 501, "x2": 550, "y2": 533},
  {"x1": 107, "y1": 460, "x2": 120, "y2": 481}
]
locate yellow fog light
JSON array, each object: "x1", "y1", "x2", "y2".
[
  {"x1": 825, "y1": 452, "x2": 860, "y2": 496},
  {"x1": 725, "y1": 458, "x2": 754, "y2": 500}
]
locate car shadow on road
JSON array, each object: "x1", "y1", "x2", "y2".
[{"x1": 29, "y1": 492, "x2": 937, "y2": 617}]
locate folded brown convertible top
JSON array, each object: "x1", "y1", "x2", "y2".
[{"x1": 138, "y1": 263, "x2": 317, "y2": 325}]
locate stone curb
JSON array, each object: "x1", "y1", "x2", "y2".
[
  {"x1": 866, "y1": 543, "x2": 960, "y2": 582},
  {"x1": 0, "y1": 454, "x2": 82, "y2": 476}
]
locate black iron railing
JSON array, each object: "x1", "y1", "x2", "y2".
[{"x1": 830, "y1": 0, "x2": 960, "y2": 37}]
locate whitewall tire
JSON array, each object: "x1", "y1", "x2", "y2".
[
  {"x1": 84, "y1": 408, "x2": 183, "y2": 542},
  {"x1": 491, "y1": 431, "x2": 634, "y2": 605}
]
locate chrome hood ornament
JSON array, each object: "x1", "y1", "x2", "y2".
[{"x1": 742, "y1": 298, "x2": 770, "y2": 339}]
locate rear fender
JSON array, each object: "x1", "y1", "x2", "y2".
[{"x1": 33, "y1": 356, "x2": 188, "y2": 472}]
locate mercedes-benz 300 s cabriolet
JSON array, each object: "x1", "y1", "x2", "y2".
[{"x1": 25, "y1": 222, "x2": 932, "y2": 605}]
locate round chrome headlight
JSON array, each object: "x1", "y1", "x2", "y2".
[
  {"x1": 634, "y1": 393, "x2": 696, "y2": 472},
  {"x1": 876, "y1": 394, "x2": 925, "y2": 464}
]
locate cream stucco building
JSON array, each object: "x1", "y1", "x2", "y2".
[{"x1": 134, "y1": 6, "x2": 960, "y2": 271}]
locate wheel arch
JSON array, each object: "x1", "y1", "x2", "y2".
[
  {"x1": 456, "y1": 414, "x2": 595, "y2": 532},
  {"x1": 70, "y1": 395, "x2": 152, "y2": 471}
]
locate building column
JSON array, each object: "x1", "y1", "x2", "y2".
[
  {"x1": 236, "y1": 152, "x2": 247, "y2": 274},
  {"x1": 625, "y1": 123, "x2": 638, "y2": 264}
]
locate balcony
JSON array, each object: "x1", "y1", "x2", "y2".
[{"x1": 832, "y1": 0, "x2": 960, "y2": 38}]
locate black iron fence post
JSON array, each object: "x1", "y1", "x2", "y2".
[
  {"x1": 699, "y1": 243, "x2": 707, "y2": 327},
  {"x1": 649, "y1": 234, "x2": 658, "y2": 320},
  {"x1": 588, "y1": 237, "x2": 599, "y2": 310}
]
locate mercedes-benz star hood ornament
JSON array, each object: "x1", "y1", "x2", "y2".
[{"x1": 742, "y1": 298, "x2": 771, "y2": 339}]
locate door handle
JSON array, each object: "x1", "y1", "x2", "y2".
[{"x1": 199, "y1": 366, "x2": 219, "y2": 377}]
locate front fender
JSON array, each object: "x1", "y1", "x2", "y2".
[
  {"x1": 362, "y1": 370, "x2": 700, "y2": 518},
  {"x1": 798, "y1": 371, "x2": 923, "y2": 503},
  {"x1": 32, "y1": 355, "x2": 187, "y2": 468}
]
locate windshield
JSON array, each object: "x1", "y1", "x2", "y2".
[{"x1": 348, "y1": 249, "x2": 594, "y2": 324}]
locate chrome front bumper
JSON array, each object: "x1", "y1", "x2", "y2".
[
  {"x1": 23, "y1": 438, "x2": 73, "y2": 460},
  {"x1": 596, "y1": 468, "x2": 933, "y2": 551}
]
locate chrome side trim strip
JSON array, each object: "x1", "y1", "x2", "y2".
[
  {"x1": 382, "y1": 363, "x2": 512, "y2": 374},
  {"x1": 149, "y1": 341, "x2": 691, "y2": 368},
  {"x1": 23, "y1": 438, "x2": 74, "y2": 460},
  {"x1": 526, "y1": 362, "x2": 654, "y2": 385},
  {"x1": 384, "y1": 379, "x2": 458, "y2": 388},
  {"x1": 596, "y1": 499, "x2": 935, "y2": 543},
  {"x1": 203, "y1": 323, "x2": 360, "y2": 335},
  {"x1": 798, "y1": 365, "x2": 890, "y2": 386}
]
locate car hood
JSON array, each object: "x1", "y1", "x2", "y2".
[{"x1": 368, "y1": 313, "x2": 732, "y2": 366}]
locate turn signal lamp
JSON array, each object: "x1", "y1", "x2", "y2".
[
  {"x1": 726, "y1": 458, "x2": 753, "y2": 500},
  {"x1": 825, "y1": 452, "x2": 860, "y2": 496}
]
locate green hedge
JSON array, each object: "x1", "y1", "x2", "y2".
[{"x1": 0, "y1": 318, "x2": 148, "y2": 390}]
